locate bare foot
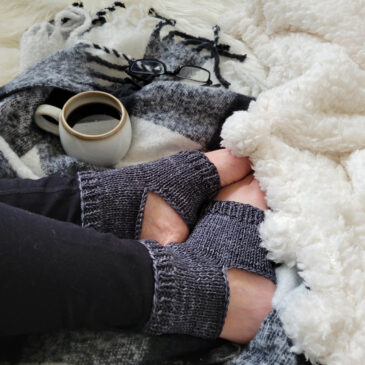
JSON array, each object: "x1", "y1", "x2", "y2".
[
  {"x1": 221, "y1": 268, "x2": 275, "y2": 343},
  {"x1": 140, "y1": 149, "x2": 253, "y2": 245},
  {"x1": 214, "y1": 173, "x2": 268, "y2": 210},
  {"x1": 205, "y1": 149, "x2": 252, "y2": 187},
  {"x1": 140, "y1": 192, "x2": 189, "y2": 245},
  {"x1": 214, "y1": 174, "x2": 274, "y2": 343}
]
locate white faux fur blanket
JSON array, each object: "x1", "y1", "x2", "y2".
[
  {"x1": 221, "y1": 1, "x2": 365, "y2": 364},
  {"x1": 0, "y1": 1, "x2": 364, "y2": 364}
]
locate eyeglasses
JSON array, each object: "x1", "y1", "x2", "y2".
[{"x1": 128, "y1": 59, "x2": 212, "y2": 86}]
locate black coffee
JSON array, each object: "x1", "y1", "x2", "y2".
[{"x1": 67, "y1": 103, "x2": 121, "y2": 128}]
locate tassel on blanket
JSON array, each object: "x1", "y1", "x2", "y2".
[
  {"x1": 147, "y1": 8, "x2": 247, "y2": 89},
  {"x1": 168, "y1": 26, "x2": 247, "y2": 89},
  {"x1": 72, "y1": 2, "x2": 84, "y2": 8},
  {"x1": 92, "y1": 1, "x2": 125, "y2": 25}
]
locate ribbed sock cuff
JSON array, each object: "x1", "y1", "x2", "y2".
[
  {"x1": 141, "y1": 239, "x2": 229, "y2": 339},
  {"x1": 187, "y1": 200, "x2": 276, "y2": 282},
  {"x1": 78, "y1": 150, "x2": 221, "y2": 239},
  {"x1": 77, "y1": 171, "x2": 104, "y2": 232}
]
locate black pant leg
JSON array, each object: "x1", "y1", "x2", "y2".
[
  {"x1": 0, "y1": 201, "x2": 154, "y2": 336},
  {"x1": 0, "y1": 176, "x2": 82, "y2": 224}
]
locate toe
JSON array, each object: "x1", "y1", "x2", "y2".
[
  {"x1": 214, "y1": 175, "x2": 268, "y2": 210},
  {"x1": 205, "y1": 149, "x2": 252, "y2": 187}
]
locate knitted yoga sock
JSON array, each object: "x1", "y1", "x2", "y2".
[
  {"x1": 78, "y1": 150, "x2": 221, "y2": 239},
  {"x1": 141, "y1": 200, "x2": 275, "y2": 338},
  {"x1": 141, "y1": 239, "x2": 228, "y2": 338},
  {"x1": 184, "y1": 200, "x2": 275, "y2": 281}
]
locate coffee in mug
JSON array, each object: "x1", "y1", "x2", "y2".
[{"x1": 34, "y1": 90, "x2": 132, "y2": 166}]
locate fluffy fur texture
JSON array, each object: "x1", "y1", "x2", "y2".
[
  {"x1": 0, "y1": 1, "x2": 364, "y2": 364},
  {"x1": 220, "y1": 1, "x2": 365, "y2": 364}
]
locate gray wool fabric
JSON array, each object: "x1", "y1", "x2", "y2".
[
  {"x1": 141, "y1": 200, "x2": 274, "y2": 338},
  {"x1": 78, "y1": 150, "x2": 220, "y2": 238},
  {"x1": 184, "y1": 200, "x2": 275, "y2": 282},
  {"x1": 225, "y1": 310, "x2": 306, "y2": 365},
  {"x1": 141, "y1": 239, "x2": 228, "y2": 339}
]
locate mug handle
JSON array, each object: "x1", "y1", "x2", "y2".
[{"x1": 34, "y1": 104, "x2": 62, "y2": 136}]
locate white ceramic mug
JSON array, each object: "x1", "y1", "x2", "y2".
[{"x1": 34, "y1": 91, "x2": 132, "y2": 166}]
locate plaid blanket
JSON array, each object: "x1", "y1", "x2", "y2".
[
  {"x1": 0, "y1": 6, "x2": 253, "y2": 178},
  {"x1": 0, "y1": 4, "x2": 305, "y2": 364}
]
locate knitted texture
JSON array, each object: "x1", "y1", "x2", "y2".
[
  {"x1": 78, "y1": 150, "x2": 220, "y2": 239},
  {"x1": 0, "y1": 3, "x2": 293, "y2": 365},
  {"x1": 226, "y1": 310, "x2": 301, "y2": 365},
  {"x1": 141, "y1": 200, "x2": 274, "y2": 338},
  {"x1": 141, "y1": 239, "x2": 228, "y2": 338},
  {"x1": 185, "y1": 200, "x2": 276, "y2": 282}
]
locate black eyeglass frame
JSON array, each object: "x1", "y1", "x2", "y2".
[{"x1": 128, "y1": 58, "x2": 213, "y2": 86}]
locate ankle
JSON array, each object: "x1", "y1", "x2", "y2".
[
  {"x1": 220, "y1": 268, "x2": 275, "y2": 344},
  {"x1": 139, "y1": 192, "x2": 189, "y2": 245}
]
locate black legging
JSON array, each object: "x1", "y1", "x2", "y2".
[{"x1": 0, "y1": 176, "x2": 154, "y2": 336}]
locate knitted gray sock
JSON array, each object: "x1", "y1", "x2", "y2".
[
  {"x1": 141, "y1": 239, "x2": 229, "y2": 339},
  {"x1": 78, "y1": 150, "x2": 220, "y2": 239},
  {"x1": 142, "y1": 200, "x2": 275, "y2": 339},
  {"x1": 185, "y1": 200, "x2": 276, "y2": 282}
]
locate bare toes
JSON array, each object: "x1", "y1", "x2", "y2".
[
  {"x1": 214, "y1": 174, "x2": 268, "y2": 210},
  {"x1": 205, "y1": 149, "x2": 252, "y2": 187}
]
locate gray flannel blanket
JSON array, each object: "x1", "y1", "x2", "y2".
[{"x1": 0, "y1": 4, "x2": 306, "y2": 365}]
